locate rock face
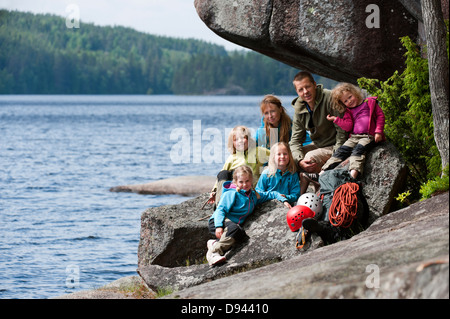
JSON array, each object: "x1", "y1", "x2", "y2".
[
  {"x1": 360, "y1": 141, "x2": 407, "y2": 222},
  {"x1": 137, "y1": 142, "x2": 409, "y2": 292},
  {"x1": 138, "y1": 195, "x2": 297, "y2": 291},
  {"x1": 168, "y1": 192, "x2": 449, "y2": 299},
  {"x1": 194, "y1": 0, "x2": 419, "y2": 82}
]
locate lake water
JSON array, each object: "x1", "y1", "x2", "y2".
[{"x1": 0, "y1": 94, "x2": 297, "y2": 299}]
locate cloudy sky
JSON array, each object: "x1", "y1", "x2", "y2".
[{"x1": 0, "y1": 0, "x2": 242, "y2": 50}]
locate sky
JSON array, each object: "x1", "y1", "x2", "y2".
[{"x1": 0, "y1": 0, "x2": 243, "y2": 51}]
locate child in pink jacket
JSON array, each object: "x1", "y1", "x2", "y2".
[{"x1": 320, "y1": 83, "x2": 385, "y2": 179}]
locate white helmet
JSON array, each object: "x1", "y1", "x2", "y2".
[{"x1": 297, "y1": 193, "x2": 323, "y2": 215}]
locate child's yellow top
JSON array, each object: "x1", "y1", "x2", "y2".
[{"x1": 211, "y1": 147, "x2": 270, "y2": 191}]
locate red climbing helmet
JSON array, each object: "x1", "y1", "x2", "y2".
[{"x1": 286, "y1": 205, "x2": 315, "y2": 232}]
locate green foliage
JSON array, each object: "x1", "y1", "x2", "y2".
[
  {"x1": 419, "y1": 166, "x2": 449, "y2": 200},
  {"x1": 358, "y1": 36, "x2": 443, "y2": 195},
  {"x1": 395, "y1": 190, "x2": 411, "y2": 207},
  {"x1": 0, "y1": 10, "x2": 337, "y2": 95},
  {"x1": 156, "y1": 286, "x2": 174, "y2": 298}
]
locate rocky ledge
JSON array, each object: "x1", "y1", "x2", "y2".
[
  {"x1": 164, "y1": 191, "x2": 449, "y2": 299},
  {"x1": 58, "y1": 142, "x2": 448, "y2": 299},
  {"x1": 57, "y1": 192, "x2": 448, "y2": 299},
  {"x1": 109, "y1": 175, "x2": 216, "y2": 196}
]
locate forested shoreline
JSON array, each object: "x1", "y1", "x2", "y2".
[{"x1": 0, "y1": 10, "x2": 336, "y2": 95}]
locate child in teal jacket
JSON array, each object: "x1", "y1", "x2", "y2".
[
  {"x1": 206, "y1": 165, "x2": 287, "y2": 266},
  {"x1": 256, "y1": 142, "x2": 300, "y2": 207}
]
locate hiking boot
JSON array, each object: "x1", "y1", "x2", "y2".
[{"x1": 302, "y1": 218, "x2": 324, "y2": 233}]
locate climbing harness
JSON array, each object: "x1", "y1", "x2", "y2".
[{"x1": 328, "y1": 182, "x2": 359, "y2": 228}]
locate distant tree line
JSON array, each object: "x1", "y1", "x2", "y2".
[{"x1": 0, "y1": 10, "x2": 336, "y2": 95}]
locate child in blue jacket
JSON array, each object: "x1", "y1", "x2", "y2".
[
  {"x1": 256, "y1": 142, "x2": 300, "y2": 207},
  {"x1": 206, "y1": 165, "x2": 288, "y2": 266}
]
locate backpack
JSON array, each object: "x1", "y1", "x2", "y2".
[{"x1": 317, "y1": 169, "x2": 369, "y2": 242}]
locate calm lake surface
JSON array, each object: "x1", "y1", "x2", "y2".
[{"x1": 0, "y1": 94, "x2": 296, "y2": 299}]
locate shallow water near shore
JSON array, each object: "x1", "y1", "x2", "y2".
[{"x1": 0, "y1": 94, "x2": 296, "y2": 299}]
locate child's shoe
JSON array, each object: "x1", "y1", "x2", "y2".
[
  {"x1": 208, "y1": 252, "x2": 226, "y2": 266},
  {"x1": 207, "y1": 239, "x2": 217, "y2": 252},
  {"x1": 206, "y1": 239, "x2": 226, "y2": 266}
]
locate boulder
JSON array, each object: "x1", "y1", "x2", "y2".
[
  {"x1": 137, "y1": 196, "x2": 299, "y2": 291},
  {"x1": 167, "y1": 192, "x2": 449, "y2": 299},
  {"x1": 137, "y1": 142, "x2": 408, "y2": 292},
  {"x1": 359, "y1": 141, "x2": 407, "y2": 222},
  {"x1": 194, "y1": 0, "x2": 419, "y2": 82},
  {"x1": 109, "y1": 175, "x2": 216, "y2": 196},
  {"x1": 53, "y1": 276, "x2": 154, "y2": 299}
]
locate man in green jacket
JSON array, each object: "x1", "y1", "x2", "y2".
[{"x1": 289, "y1": 71, "x2": 347, "y2": 178}]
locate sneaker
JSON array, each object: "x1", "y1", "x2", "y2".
[
  {"x1": 208, "y1": 252, "x2": 226, "y2": 266},
  {"x1": 206, "y1": 248, "x2": 226, "y2": 266},
  {"x1": 207, "y1": 239, "x2": 217, "y2": 252},
  {"x1": 206, "y1": 240, "x2": 226, "y2": 266}
]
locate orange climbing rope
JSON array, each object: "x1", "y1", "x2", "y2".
[{"x1": 328, "y1": 182, "x2": 359, "y2": 228}]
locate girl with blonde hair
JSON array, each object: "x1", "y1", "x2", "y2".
[
  {"x1": 330, "y1": 82, "x2": 365, "y2": 113},
  {"x1": 321, "y1": 82, "x2": 385, "y2": 179},
  {"x1": 256, "y1": 142, "x2": 300, "y2": 207},
  {"x1": 208, "y1": 125, "x2": 270, "y2": 206},
  {"x1": 206, "y1": 165, "x2": 288, "y2": 266}
]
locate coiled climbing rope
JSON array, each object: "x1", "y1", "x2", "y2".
[{"x1": 328, "y1": 182, "x2": 359, "y2": 228}]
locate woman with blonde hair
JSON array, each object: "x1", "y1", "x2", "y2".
[
  {"x1": 256, "y1": 94, "x2": 311, "y2": 150},
  {"x1": 254, "y1": 95, "x2": 288, "y2": 148}
]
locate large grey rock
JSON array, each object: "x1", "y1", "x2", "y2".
[
  {"x1": 109, "y1": 175, "x2": 215, "y2": 196},
  {"x1": 194, "y1": 0, "x2": 419, "y2": 82},
  {"x1": 53, "y1": 276, "x2": 153, "y2": 299},
  {"x1": 137, "y1": 142, "x2": 407, "y2": 292},
  {"x1": 360, "y1": 141, "x2": 407, "y2": 222},
  {"x1": 167, "y1": 192, "x2": 449, "y2": 299},
  {"x1": 137, "y1": 194, "x2": 297, "y2": 291}
]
